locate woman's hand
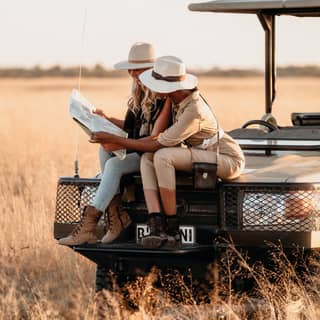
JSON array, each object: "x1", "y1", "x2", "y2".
[
  {"x1": 101, "y1": 143, "x2": 123, "y2": 152},
  {"x1": 92, "y1": 108, "x2": 107, "y2": 119},
  {"x1": 90, "y1": 132, "x2": 123, "y2": 150},
  {"x1": 89, "y1": 132, "x2": 116, "y2": 144}
]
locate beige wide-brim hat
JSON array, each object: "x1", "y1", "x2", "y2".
[
  {"x1": 114, "y1": 42, "x2": 155, "y2": 70},
  {"x1": 139, "y1": 56, "x2": 198, "y2": 93}
]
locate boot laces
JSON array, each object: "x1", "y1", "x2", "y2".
[
  {"x1": 107, "y1": 205, "x2": 119, "y2": 230},
  {"x1": 70, "y1": 210, "x2": 90, "y2": 236},
  {"x1": 108, "y1": 203, "x2": 128, "y2": 229},
  {"x1": 71, "y1": 219, "x2": 84, "y2": 236},
  {"x1": 71, "y1": 208, "x2": 95, "y2": 236}
]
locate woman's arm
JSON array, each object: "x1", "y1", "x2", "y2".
[
  {"x1": 107, "y1": 117, "x2": 124, "y2": 128},
  {"x1": 90, "y1": 98, "x2": 171, "y2": 152},
  {"x1": 151, "y1": 98, "x2": 171, "y2": 136},
  {"x1": 90, "y1": 132, "x2": 162, "y2": 153},
  {"x1": 93, "y1": 108, "x2": 124, "y2": 128}
]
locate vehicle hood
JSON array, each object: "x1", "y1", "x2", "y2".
[{"x1": 234, "y1": 153, "x2": 320, "y2": 183}]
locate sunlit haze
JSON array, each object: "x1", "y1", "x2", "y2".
[{"x1": 1, "y1": 0, "x2": 320, "y2": 68}]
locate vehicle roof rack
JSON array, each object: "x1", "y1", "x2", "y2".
[{"x1": 188, "y1": 0, "x2": 320, "y2": 16}]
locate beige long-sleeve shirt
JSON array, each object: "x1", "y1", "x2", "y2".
[{"x1": 157, "y1": 90, "x2": 244, "y2": 162}]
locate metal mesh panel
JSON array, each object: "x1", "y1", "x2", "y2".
[
  {"x1": 55, "y1": 178, "x2": 100, "y2": 223},
  {"x1": 224, "y1": 186, "x2": 239, "y2": 227},
  {"x1": 223, "y1": 185, "x2": 320, "y2": 232}
]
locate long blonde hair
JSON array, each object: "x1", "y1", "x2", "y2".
[{"x1": 127, "y1": 79, "x2": 157, "y2": 136}]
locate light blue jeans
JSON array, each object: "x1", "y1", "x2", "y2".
[{"x1": 92, "y1": 146, "x2": 141, "y2": 212}]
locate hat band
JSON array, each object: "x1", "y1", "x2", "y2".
[
  {"x1": 152, "y1": 71, "x2": 186, "y2": 82},
  {"x1": 128, "y1": 58, "x2": 155, "y2": 63}
]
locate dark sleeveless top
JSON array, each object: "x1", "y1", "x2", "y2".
[{"x1": 123, "y1": 98, "x2": 166, "y2": 139}]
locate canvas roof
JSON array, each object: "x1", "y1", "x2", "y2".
[{"x1": 188, "y1": 0, "x2": 320, "y2": 16}]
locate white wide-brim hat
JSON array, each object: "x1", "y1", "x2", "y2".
[
  {"x1": 114, "y1": 42, "x2": 155, "y2": 70},
  {"x1": 139, "y1": 56, "x2": 198, "y2": 93}
]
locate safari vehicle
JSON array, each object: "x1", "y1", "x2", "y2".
[{"x1": 54, "y1": 0, "x2": 320, "y2": 293}]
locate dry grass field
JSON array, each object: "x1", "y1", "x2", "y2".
[{"x1": 0, "y1": 77, "x2": 320, "y2": 319}]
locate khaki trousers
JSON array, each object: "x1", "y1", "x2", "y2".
[{"x1": 141, "y1": 147, "x2": 244, "y2": 191}]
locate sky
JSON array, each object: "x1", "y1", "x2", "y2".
[{"x1": 1, "y1": 0, "x2": 320, "y2": 69}]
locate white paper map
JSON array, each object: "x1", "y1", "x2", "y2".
[{"x1": 70, "y1": 89, "x2": 127, "y2": 160}]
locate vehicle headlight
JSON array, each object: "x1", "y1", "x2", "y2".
[{"x1": 242, "y1": 189, "x2": 320, "y2": 232}]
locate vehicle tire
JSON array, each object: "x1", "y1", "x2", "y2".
[
  {"x1": 95, "y1": 264, "x2": 114, "y2": 292},
  {"x1": 159, "y1": 269, "x2": 212, "y2": 305},
  {"x1": 95, "y1": 263, "x2": 139, "y2": 311}
]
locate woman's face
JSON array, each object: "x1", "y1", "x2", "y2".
[{"x1": 128, "y1": 67, "x2": 150, "y2": 80}]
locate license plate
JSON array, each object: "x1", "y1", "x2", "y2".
[{"x1": 136, "y1": 224, "x2": 196, "y2": 244}]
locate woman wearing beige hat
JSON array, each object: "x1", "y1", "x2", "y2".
[
  {"x1": 59, "y1": 43, "x2": 171, "y2": 246},
  {"x1": 89, "y1": 55, "x2": 245, "y2": 249}
]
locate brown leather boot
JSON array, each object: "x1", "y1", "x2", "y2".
[
  {"x1": 165, "y1": 215, "x2": 181, "y2": 247},
  {"x1": 101, "y1": 195, "x2": 132, "y2": 244},
  {"x1": 141, "y1": 213, "x2": 167, "y2": 249},
  {"x1": 59, "y1": 206, "x2": 102, "y2": 246}
]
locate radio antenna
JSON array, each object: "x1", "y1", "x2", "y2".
[
  {"x1": 74, "y1": 7, "x2": 88, "y2": 178},
  {"x1": 78, "y1": 8, "x2": 87, "y2": 92}
]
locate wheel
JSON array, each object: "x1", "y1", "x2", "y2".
[
  {"x1": 158, "y1": 268, "x2": 212, "y2": 305},
  {"x1": 241, "y1": 119, "x2": 278, "y2": 132},
  {"x1": 95, "y1": 264, "x2": 115, "y2": 292},
  {"x1": 95, "y1": 263, "x2": 139, "y2": 311}
]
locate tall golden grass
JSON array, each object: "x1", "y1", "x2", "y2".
[{"x1": 0, "y1": 77, "x2": 320, "y2": 319}]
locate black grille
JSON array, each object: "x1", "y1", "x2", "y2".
[
  {"x1": 55, "y1": 177, "x2": 100, "y2": 223},
  {"x1": 222, "y1": 184, "x2": 320, "y2": 232}
]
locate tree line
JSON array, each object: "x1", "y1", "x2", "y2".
[{"x1": 0, "y1": 63, "x2": 320, "y2": 78}]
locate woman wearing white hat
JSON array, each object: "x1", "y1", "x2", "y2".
[
  {"x1": 89, "y1": 55, "x2": 245, "y2": 249},
  {"x1": 59, "y1": 43, "x2": 171, "y2": 246}
]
